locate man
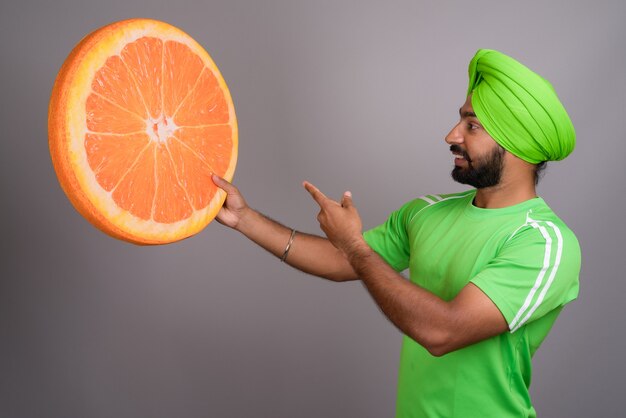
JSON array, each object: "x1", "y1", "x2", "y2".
[{"x1": 211, "y1": 49, "x2": 581, "y2": 417}]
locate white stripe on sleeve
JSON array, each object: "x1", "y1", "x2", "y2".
[
  {"x1": 509, "y1": 222, "x2": 553, "y2": 331},
  {"x1": 510, "y1": 221, "x2": 563, "y2": 332}
]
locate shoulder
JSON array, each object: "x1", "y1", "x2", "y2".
[
  {"x1": 505, "y1": 202, "x2": 581, "y2": 267},
  {"x1": 525, "y1": 200, "x2": 579, "y2": 246},
  {"x1": 399, "y1": 189, "x2": 475, "y2": 222},
  {"x1": 419, "y1": 190, "x2": 476, "y2": 204},
  {"x1": 403, "y1": 189, "x2": 474, "y2": 210}
]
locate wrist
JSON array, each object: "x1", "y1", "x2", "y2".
[
  {"x1": 234, "y1": 206, "x2": 255, "y2": 233},
  {"x1": 344, "y1": 236, "x2": 371, "y2": 260},
  {"x1": 345, "y1": 240, "x2": 377, "y2": 282}
]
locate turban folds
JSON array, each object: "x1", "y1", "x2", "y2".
[{"x1": 467, "y1": 49, "x2": 575, "y2": 164}]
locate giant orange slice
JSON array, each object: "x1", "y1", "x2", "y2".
[{"x1": 49, "y1": 19, "x2": 237, "y2": 244}]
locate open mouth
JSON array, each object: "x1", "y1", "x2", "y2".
[
  {"x1": 453, "y1": 153, "x2": 468, "y2": 165},
  {"x1": 450, "y1": 145, "x2": 471, "y2": 165}
]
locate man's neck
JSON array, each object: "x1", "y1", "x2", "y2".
[
  {"x1": 472, "y1": 152, "x2": 539, "y2": 209},
  {"x1": 473, "y1": 176, "x2": 537, "y2": 209}
]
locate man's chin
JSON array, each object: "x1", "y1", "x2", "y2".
[
  {"x1": 451, "y1": 168, "x2": 481, "y2": 188},
  {"x1": 451, "y1": 167, "x2": 469, "y2": 184},
  {"x1": 451, "y1": 168, "x2": 501, "y2": 189}
]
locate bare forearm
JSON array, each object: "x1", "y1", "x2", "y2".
[
  {"x1": 236, "y1": 208, "x2": 358, "y2": 281},
  {"x1": 344, "y1": 242, "x2": 508, "y2": 356},
  {"x1": 347, "y1": 243, "x2": 453, "y2": 355}
]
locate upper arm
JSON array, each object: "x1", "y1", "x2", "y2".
[
  {"x1": 470, "y1": 222, "x2": 580, "y2": 332},
  {"x1": 444, "y1": 283, "x2": 509, "y2": 353},
  {"x1": 441, "y1": 221, "x2": 581, "y2": 354}
]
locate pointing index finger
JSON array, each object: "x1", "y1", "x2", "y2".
[{"x1": 303, "y1": 181, "x2": 329, "y2": 206}]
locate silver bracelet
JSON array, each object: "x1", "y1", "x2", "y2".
[{"x1": 281, "y1": 229, "x2": 297, "y2": 262}]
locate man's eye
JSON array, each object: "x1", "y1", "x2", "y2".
[{"x1": 468, "y1": 123, "x2": 479, "y2": 130}]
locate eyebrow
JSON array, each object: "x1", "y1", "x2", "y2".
[{"x1": 459, "y1": 107, "x2": 477, "y2": 118}]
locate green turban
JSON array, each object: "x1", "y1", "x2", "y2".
[{"x1": 467, "y1": 49, "x2": 576, "y2": 164}]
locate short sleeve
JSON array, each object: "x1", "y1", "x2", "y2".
[
  {"x1": 470, "y1": 221, "x2": 581, "y2": 333},
  {"x1": 363, "y1": 198, "x2": 430, "y2": 272}
]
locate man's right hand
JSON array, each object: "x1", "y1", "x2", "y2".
[
  {"x1": 210, "y1": 174, "x2": 358, "y2": 282},
  {"x1": 212, "y1": 174, "x2": 250, "y2": 230}
]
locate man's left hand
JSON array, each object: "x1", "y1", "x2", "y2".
[{"x1": 303, "y1": 181, "x2": 368, "y2": 255}]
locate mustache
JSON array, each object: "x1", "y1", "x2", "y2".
[{"x1": 450, "y1": 145, "x2": 472, "y2": 163}]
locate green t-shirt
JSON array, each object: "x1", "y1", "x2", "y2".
[{"x1": 363, "y1": 190, "x2": 581, "y2": 418}]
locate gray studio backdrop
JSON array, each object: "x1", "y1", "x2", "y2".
[{"x1": 1, "y1": 0, "x2": 625, "y2": 417}]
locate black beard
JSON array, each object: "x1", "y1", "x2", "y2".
[{"x1": 451, "y1": 144, "x2": 505, "y2": 189}]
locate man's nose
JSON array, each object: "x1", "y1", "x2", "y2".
[{"x1": 445, "y1": 122, "x2": 464, "y2": 145}]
